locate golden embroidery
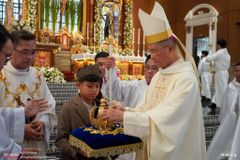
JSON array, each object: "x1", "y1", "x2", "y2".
[
  {"x1": 148, "y1": 74, "x2": 174, "y2": 109},
  {"x1": 83, "y1": 126, "x2": 123, "y2": 135},
  {"x1": 16, "y1": 83, "x2": 28, "y2": 92},
  {"x1": 1, "y1": 70, "x2": 42, "y2": 107}
]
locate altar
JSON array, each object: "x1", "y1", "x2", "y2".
[{"x1": 28, "y1": 0, "x2": 147, "y2": 80}]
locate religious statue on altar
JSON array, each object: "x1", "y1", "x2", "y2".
[{"x1": 104, "y1": 10, "x2": 115, "y2": 40}]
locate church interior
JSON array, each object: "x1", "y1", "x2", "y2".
[{"x1": 0, "y1": 0, "x2": 240, "y2": 159}]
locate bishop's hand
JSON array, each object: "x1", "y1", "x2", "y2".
[{"x1": 102, "y1": 107, "x2": 124, "y2": 123}]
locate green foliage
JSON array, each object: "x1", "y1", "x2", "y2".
[
  {"x1": 45, "y1": 0, "x2": 50, "y2": 29},
  {"x1": 77, "y1": 1, "x2": 83, "y2": 32},
  {"x1": 65, "y1": 1, "x2": 70, "y2": 31},
  {"x1": 70, "y1": 0, "x2": 76, "y2": 33},
  {"x1": 40, "y1": 0, "x2": 45, "y2": 29},
  {"x1": 51, "y1": 0, "x2": 59, "y2": 33}
]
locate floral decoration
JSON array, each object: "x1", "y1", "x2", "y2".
[
  {"x1": 123, "y1": 0, "x2": 133, "y2": 55},
  {"x1": 27, "y1": 0, "x2": 37, "y2": 33},
  {"x1": 94, "y1": 0, "x2": 103, "y2": 46},
  {"x1": 12, "y1": 20, "x2": 33, "y2": 32},
  {"x1": 37, "y1": 67, "x2": 66, "y2": 83}
]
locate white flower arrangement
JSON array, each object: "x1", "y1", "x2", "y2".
[
  {"x1": 27, "y1": 0, "x2": 37, "y2": 33},
  {"x1": 123, "y1": 0, "x2": 133, "y2": 54},
  {"x1": 12, "y1": 20, "x2": 33, "y2": 32},
  {"x1": 37, "y1": 67, "x2": 66, "y2": 83}
]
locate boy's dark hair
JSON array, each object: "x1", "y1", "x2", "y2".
[
  {"x1": 145, "y1": 55, "x2": 151, "y2": 64},
  {"x1": 94, "y1": 51, "x2": 109, "y2": 62},
  {"x1": 0, "y1": 24, "x2": 12, "y2": 50},
  {"x1": 78, "y1": 74, "x2": 101, "y2": 83},
  {"x1": 11, "y1": 30, "x2": 35, "y2": 47},
  {"x1": 217, "y1": 39, "x2": 227, "y2": 48},
  {"x1": 201, "y1": 50, "x2": 209, "y2": 56},
  {"x1": 234, "y1": 62, "x2": 240, "y2": 68}
]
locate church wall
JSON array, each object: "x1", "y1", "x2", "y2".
[{"x1": 154, "y1": 0, "x2": 240, "y2": 64}]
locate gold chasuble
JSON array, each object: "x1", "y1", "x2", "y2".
[{"x1": 0, "y1": 62, "x2": 57, "y2": 156}]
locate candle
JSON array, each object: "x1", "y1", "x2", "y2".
[
  {"x1": 93, "y1": 23, "x2": 96, "y2": 53},
  {"x1": 100, "y1": 28, "x2": 102, "y2": 51},
  {"x1": 137, "y1": 28, "x2": 140, "y2": 45},
  {"x1": 132, "y1": 28, "x2": 135, "y2": 46},
  {"x1": 109, "y1": 41, "x2": 112, "y2": 104},
  {"x1": 132, "y1": 28, "x2": 135, "y2": 56},
  {"x1": 142, "y1": 32, "x2": 145, "y2": 55},
  {"x1": 137, "y1": 28, "x2": 140, "y2": 56},
  {"x1": 87, "y1": 22, "x2": 89, "y2": 48},
  {"x1": 93, "y1": 23, "x2": 96, "y2": 42}
]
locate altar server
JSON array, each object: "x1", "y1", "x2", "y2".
[
  {"x1": 103, "y1": 2, "x2": 206, "y2": 160},
  {"x1": 198, "y1": 50, "x2": 212, "y2": 104},
  {"x1": 206, "y1": 39, "x2": 231, "y2": 114},
  {"x1": 103, "y1": 55, "x2": 158, "y2": 108},
  {"x1": 207, "y1": 62, "x2": 240, "y2": 160},
  {"x1": 0, "y1": 25, "x2": 47, "y2": 157}
]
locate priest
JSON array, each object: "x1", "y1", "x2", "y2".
[
  {"x1": 102, "y1": 2, "x2": 206, "y2": 160},
  {"x1": 0, "y1": 24, "x2": 47, "y2": 157},
  {"x1": 0, "y1": 30, "x2": 57, "y2": 157}
]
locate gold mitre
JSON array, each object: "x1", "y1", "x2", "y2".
[
  {"x1": 138, "y1": 2, "x2": 173, "y2": 44},
  {"x1": 139, "y1": 2, "x2": 200, "y2": 82}
]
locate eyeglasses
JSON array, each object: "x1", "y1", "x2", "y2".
[
  {"x1": 147, "y1": 45, "x2": 168, "y2": 55},
  {"x1": 0, "y1": 50, "x2": 12, "y2": 62},
  {"x1": 144, "y1": 65, "x2": 159, "y2": 71},
  {"x1": 14, "y1": 48, "x2": 37, "y2": 56}
]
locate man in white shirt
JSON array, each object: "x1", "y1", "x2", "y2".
[
  {"x1": 207, "y1": 62, "x2": 240, "y2": 160},
  {"x1": 206, "y1": 39, "x2": 231, "y2": 114},
  {"x1": 94, "y1": 51, "x2": 109, "y2": 99},
  {"x1": 198, "y1": 50, "x2": 212, "y2": 106},
  {"x1": 104, "y1": 55, "x2": 158, "y2": 108},
  {"x1": 0, "y1": 24, "x2": 47, "y2": 158}
]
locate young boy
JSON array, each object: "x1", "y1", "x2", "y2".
[{"x1": 56, "y1": 64, "x2": 105, "y2": 160}]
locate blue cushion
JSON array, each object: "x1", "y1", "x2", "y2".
[{"x1": 69, "y1": 126, "x2": 143, "y2": 158}]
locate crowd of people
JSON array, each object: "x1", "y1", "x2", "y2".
[{"x1": 0, "y1": 1, "x2": 239, "y2": 160}]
